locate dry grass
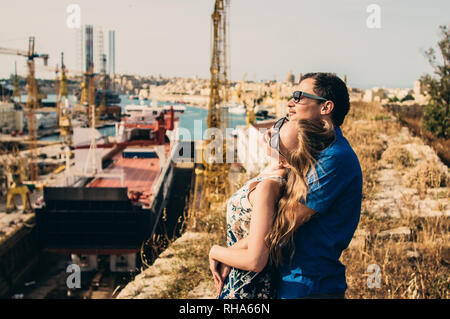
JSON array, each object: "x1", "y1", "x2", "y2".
[
  {"x1": 341, "y1": 101, "x2": 449, "y2": 299},
  {"x1": 381, "y1": 145, "x2": 415, "y2": 170},
  {"x1": 343, "y1": 207, "x2": 449, "y2": 299},
  {"x1": 398, "y1": 114, "x2": 450, "y2": 167},
  {"x1": 158, "y1": 232, "x2": 222, "y2": 299},
  {"x1": 405, "y1": 159, "x2": 449, "y2": 190}
]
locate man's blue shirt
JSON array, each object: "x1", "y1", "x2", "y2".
[{"x1": 277, "y1": 126, "x2": 363, "y2": 298}]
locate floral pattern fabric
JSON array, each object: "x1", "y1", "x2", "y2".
[{"x1": 218, "y1": 175, "x2": 284, "y2": 299}]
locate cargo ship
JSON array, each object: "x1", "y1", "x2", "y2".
[
  {"x1": 35, "y1": 106, "x2": 195, "y2": 274},
  {"x1": 124, "y1": 102, "x2": 186, "y2": 117}
]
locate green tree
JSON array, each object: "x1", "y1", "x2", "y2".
[
  {"x1": 401, "y1": 94, "x2": 415, "y2": 102},
  {"x1": 421, "y1": 25, "x2": 450, "y2": 138},
  {"x1": 389, "y1": 96, "x2": 400, "y2": 103}
]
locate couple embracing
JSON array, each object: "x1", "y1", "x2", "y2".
[{"x1": 209, "y1": 72, "x2": 363, "y2": 299}]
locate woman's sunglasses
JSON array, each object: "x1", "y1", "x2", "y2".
[
  {"x1": 268, "y1": 117, "x2": 288, "y2": 158},
  {"x1": 292, "y1": 91, "x2": 327, "y2": 103}
]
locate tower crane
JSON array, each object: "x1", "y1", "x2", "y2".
[
  {"x1": 53, "y1": 63, "x2": 59, "y2": 115},
  {"x1": 73, "y1": 59, "x2": 102, "y2": 126},
  {"x1": 0, "y1": 36, "x2": 49, "y2": 181},
  {"x1": 12, "y1": 61, "x2": 21, "y2": 102},
  {"x1": 207, "y1": 0, "x2": 230, "y2": 131},
  {"x1": 57, "y1": 52, "x2": 72, "y2": 145},
  {"x1": 58, "y1": 53, "x2": 69, "y2": 102},
  {"x1": 34, "y1": 53, "x2": 80, "y2": 145},
  {"x1": 99, "y1": 53, "x2": 108, "y2": 119},
  {"x1": 235, "y1": 72, "x2": 247, "y2": 105},
  {"x1": 190, "y1": 0, "x2": 232, "y2": 215}
]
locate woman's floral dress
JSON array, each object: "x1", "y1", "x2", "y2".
[{"x1": 218, "y1": 175, "x2": 285, "y2": 299}]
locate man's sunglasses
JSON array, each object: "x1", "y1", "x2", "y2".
[
  {"x1": 268, "y1": 117, "x2": 288, "y2": 159},
  {"x1": 292, "y1": 91, "x2": 327, "y2": 103}
]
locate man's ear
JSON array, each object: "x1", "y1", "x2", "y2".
[
  {"x1": 320, "y1": 100, "x2": 334, "y2": 115},
  {"x1": 279, "y1": 158, "x2": 291, "y2": 169}
]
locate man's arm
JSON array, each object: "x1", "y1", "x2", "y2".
[{"x1": 293, "y1": 201, "x2": 317, "y2": 229}]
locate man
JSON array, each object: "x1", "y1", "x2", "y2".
[
  {"x1": 212, "y1": 72, "x2": 362, "y2": 299},
  {"x1": 277, "y1": 72, "x2": 362, "y2": 299}
]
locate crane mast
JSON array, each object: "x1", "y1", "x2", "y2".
[
  {"x1": 0, "y1": 37, "x2": 48, "y2": 181},
  {"x1": 25, "y1": 37, "x2": 44, "y2": 181},
  {"x1": 207, "y1": 0, "x2": 230, "y2": 131},
  {"x1": 12, "y1": 61, "x2": 21, "y2": 102},
  {"x1": 58, "y1": 52, "x2": 72, "y2": 145},
  {"x1": 59, "y1": 52, "x2": 69, "y2": 102},
  {"x1": 190, "y1": 0, "x2": 232, "y2": 215}
]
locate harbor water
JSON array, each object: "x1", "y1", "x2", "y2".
[{"x1": 32, "y1": 95, "x2": 248, "y2": 142}]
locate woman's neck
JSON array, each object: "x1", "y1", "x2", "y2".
[{"x1": 260, "y1": 159, "x2": 285, "y2": 176}]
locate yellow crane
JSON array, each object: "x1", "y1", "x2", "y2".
[
  {"x1": 12, "y1": 61, "x2": 21, "y2": 102},
  {"x1": 0, "y1": 36, "x2": 49, "y2": 181},
  {"x1": 235, "y1": 72, "x2": 247, "y2": 105},
  {"x1": 77, "y1": 66, "x2": 100, "y2": 126},
  {"x1": 57, "y1": 52, "x2": 72, "y2": 145},
  {"x1": 58, "y1": 53, "x2": 69, "y2": 102},
  {"x1": 98, "y1": 53, "x2": 108, "y2": 120},
  {"x1": 207, "y1": 0, "x2": 230, "y2": 131},
  {"x1": 1, "y1": 145, "x2": 35, "y2": 213},
  {"x1": 34, "y1": 52, "x2": 78, "y2": 145},
  {"x1": 190, "y1": 0, "x2": 232, "y2": 215},
  {"x1": 6, "y1": 164, "x2": 33, "y2": 214}
]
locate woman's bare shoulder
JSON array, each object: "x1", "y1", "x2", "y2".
[{"x1": 253, "y1": 178, "x2": 283, "y2": 198}]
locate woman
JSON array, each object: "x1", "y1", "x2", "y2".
[{"x1": 209, "y1": 117, "x2": 336, "y2": 299}]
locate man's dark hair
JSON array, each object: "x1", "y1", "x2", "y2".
[{"x1": 300, "y1": 72, "x2": 350, "y2": 127}]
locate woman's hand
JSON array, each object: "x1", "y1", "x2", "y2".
[
  {"x1": 215, "y1": 262, "x2": 231, "y2": 298},
  {"x1": 209, "y1": 247, "x2": 224, "y2": 297},
  {"x1": 209, "y1": 245, "x2": 232, "y2": 297},
  {"x1": 218, "y1": 262, "x2": 231, "y2": 283}
]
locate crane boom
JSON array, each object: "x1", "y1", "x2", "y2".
[
  {"x1": 0, "y1": 47, "x2": 29, "y2": 58},
  {"x1": 0, "y1": 47, "x2": 48, "y2": 65}
]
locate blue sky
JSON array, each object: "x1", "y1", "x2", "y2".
[{"x1": 0, "y1": 0, "x2": 449, "y2": 88}]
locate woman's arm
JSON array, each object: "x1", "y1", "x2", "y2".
[
  {"x1": 225, "y1": 202, "x2": 316, "y2": 250},
  {"x1": 209, "y1": 179, "x2": 280, "y2": 273}
]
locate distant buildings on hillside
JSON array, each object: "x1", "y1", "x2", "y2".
[{"x1": 357, "y1": 80, "x2": 427, "y2": 105}]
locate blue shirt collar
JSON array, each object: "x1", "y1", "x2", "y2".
[{"x1": 334, "y1": 126, "x2": 343, "y2": 137}]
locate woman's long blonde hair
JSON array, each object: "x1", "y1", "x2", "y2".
[{"x1": 265, "y1": 118, "x2": 336, "y2": 267}]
